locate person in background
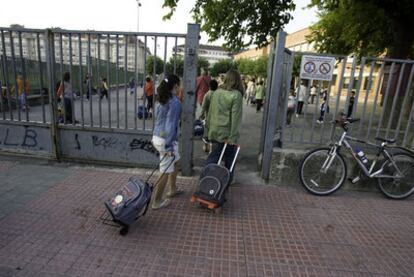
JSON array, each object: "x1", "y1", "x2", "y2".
[
  {"x1": 100, "y1": 77, "x2": 109, "y2": 100},
  {"x1": 151, "y1": 74, "x2": 182, "y2": 210},
  {"x1": 347, "y1": 90, "x2": 356, "y2": 118},
  {"x1": 200, "y1": 79, "x2": 219, "y2": 153},
  {"x1": 246, "y1": 77, "x2": 256, "y2": 106},
  {"x1": 310, "y1": 85, "x2": 317, "y2": 104},
  {"x1": 195, "y1": 68, "x2": 211, "y2": 116},
  {"x1": 255, "y1": 80, "x2": 265, "y2": 112},
  {"x1": 12, "y1": 74, "x2": 30, "y2": 111},
  {"x1": 206, "y1": 69, "x2": 243, "y2": 184},
  {"x1": 84, "y1": 73, "x2": 92, "y2": 101},
  {"x1": 286, "y1": 90, "x2": 296, "y2": 127},
  {"x1": 296, "y1": 80, "x2": 307, "y2": 117},
  {"x1": 317, "y1": 98, "x2": 328, "y2": 124},
  {"x1": 144, "y1": 77, "x2": 154, "y2": 117},
  {"x1": 57, "y1": 72, "x2": 76, "y2": 124},
  {"x1": 129, "y1": 78, "x2": 136, "y2": 95}
]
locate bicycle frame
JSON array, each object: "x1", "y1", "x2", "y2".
[{"x1": 323, "y1": 130, "x2": 404, "y2": 179}]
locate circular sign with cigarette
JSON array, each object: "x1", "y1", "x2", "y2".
[{"x1": 319, "y1": 62, "x2": 331, "y2": 74}]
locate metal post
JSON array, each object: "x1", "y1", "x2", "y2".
[
  {"x1": 88, "y1": 34, "x2": 93, "y2": 126},
  {"x1": 106, "y1": 34, "x2": 111, "y2": 128},
  {"x1": 1, "y1": 30, "x2": 13, "y2": 120},
  {"x1": 124, "y1": 35, "x2": 128, "y2": 129},
  {"x1": 376, "y1": 62, "x2": 396, "y2": 137},
  {"x1": 116, "y1": 35, "x2": 120, "y2": 128},
  {"x1": 151, "y1": 36, "x2": 157, "y2": 131},
  {"x1": 36, "y1": 33, "x2": 46, "y2": 123},
  {"x1": 78, "y1": 33, "x2": 85, "y2": 126},
  {"x1": 18, "y1": 32, "x2": 29, "y2": 121},
  {"x1": 181, "y1": 24, "x2": 200, "y2": 176},
  {"x1": 69, "y1": 34, "x2": 75, "y2": 126},
  {"x1": 259, "y1": 41, "x2": 275, "y2": 157},
  {"x1": 9, "y1": 31, "x2": 21, "y2": 121},
  {"x1": 261, "y1": 31, "x2": 287, "y2": 181},
  {"x1": 143, "y1": 36, "x2": 147, "y2": 131},
  {"x1": 357, "y1": 60, "x2": 376, "y2": 137},
  {"x1": 134, "y1": 35, "x2": 138, "y2": 130},
  {"x1": 97, "y1": 35, "x2": 102, "y2": 127},
  {"x1": 45, "y1": 29, "x2": 60, "y2": 160}
]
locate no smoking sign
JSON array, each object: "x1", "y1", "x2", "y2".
[{"x1": 300, "y1": 55, "x2": 336, "y2": 81}]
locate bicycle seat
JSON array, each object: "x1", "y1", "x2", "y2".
[{"x1": 375, "y1": 137, "x2": 396, "y2": 144}]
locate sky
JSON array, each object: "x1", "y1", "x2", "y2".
[{"x1": 0, "y1": 0, "x2": 317, "y2": 48}]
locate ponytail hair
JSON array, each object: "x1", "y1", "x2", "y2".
[{"x1": 156, "y1": 74, "x2": 180, "y2": 105}]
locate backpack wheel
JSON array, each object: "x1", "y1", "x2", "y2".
[{"x1": 120, "y1": 226, "x2": 129, "y2": 236}]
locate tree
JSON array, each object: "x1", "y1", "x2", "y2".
[
  {"x1": 307, "y1": 1, "x2": 414, "y2": 130},
  {"x1": 307, "y1": 0, "x2": 414, "y2": 59},
  {"x1": 146, "y1": 56, "x2": 164, "y2": 75},
  {"x1": 162, "y1": 0, "x2": 295, "y2": 51},
  {"x1": 197, "y1": 57, "x2": 210, "y2": 75},
  {"x1": 254, "y1": 55, "x2": 268, "y2": 78},
  {"x1": 210, "y1": 59, "x2": 236, "y2": 77},
  {"x1": 235, "y1": 58, "x2": 256, "y2": 77},
  {"x1": 166, "y1": 55, "x2": 184, "y2": 77}
]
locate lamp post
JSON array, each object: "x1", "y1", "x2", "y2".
[{"x1": 136, "y1": 0, "x2": 142, "y2": 32}]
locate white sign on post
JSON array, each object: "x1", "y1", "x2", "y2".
[{"x1": 300, "y1": 55, "x2": 336, "y2": 81}]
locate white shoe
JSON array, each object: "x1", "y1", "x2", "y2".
[{"x1": 295, "y1": 114, "x2": 299, "y2": 118}]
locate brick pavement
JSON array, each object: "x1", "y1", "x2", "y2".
[{"x1": 0, "y1": 159, "x2": 413, "y2": 276}]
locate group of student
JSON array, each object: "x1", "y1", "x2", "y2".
[
  {"x1": 286, "y1": 79, "x2": 356, "y2": 126},
  {"x1": 150, "y1": 69, "x2": 244, "y2": 210}
]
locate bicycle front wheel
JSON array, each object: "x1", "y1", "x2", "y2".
[
  {"x1": 378, "y1": 153, "x2": 414, "y2": 199},
  {"x1": 299, "y1": 147, "x2": 347, "y2": 196}
]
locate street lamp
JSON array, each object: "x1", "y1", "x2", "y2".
[{"x1": 136, "y1": 0, "x2": 142, "y2": 32}]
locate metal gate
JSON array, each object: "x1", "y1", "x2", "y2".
[
  {"x1": 260, "y1": 31, "x2": 414, "y2": 180},
  {"x1": 0, "y1": 25, "x2": 199, "y2": 175}
]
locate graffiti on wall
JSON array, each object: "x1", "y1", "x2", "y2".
[
  {"x1": 0, "y1": 127, "x2": 40, "y2": 148},
  {"x1": 73, "y1": 133, "x2": 158, "y2": 155}
]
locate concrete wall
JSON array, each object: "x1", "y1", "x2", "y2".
[
  {"x1": 59, "y1": 128, "x2": 158, "y2": 166},
  {"x1": 0, "y1": 123, "x2": 53, "y2": 157}
]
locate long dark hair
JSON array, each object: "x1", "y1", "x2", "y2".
[{"x1": 156, "y1": 74, "x2": 180, "y2": 105}]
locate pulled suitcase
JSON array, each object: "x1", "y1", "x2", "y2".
[
  {"x1": 137, "y1": 105, "x2": 149, "y2": 119},
  {"x1": 101, "y1": 155, "x2": 173, "y2": 235},
  {"x1": 193, "y1": 119, "x2": 205, "y2": 137},
  {"x1": 191, "y1": 143, "x2": 240, "y2": 212}
]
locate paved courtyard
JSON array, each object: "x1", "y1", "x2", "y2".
[{"x1": 0, "y1": 158, "x2": 413, "y2": 276}]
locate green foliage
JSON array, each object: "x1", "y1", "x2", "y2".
[
  {"x1": 166, "y1": 55, "x2": 184, "y2": 77},
  {"x1": 210, "y1": 59, "x2": 236, "y2": 77},
  {"x1": 197, "y1": 57, "x2": 210, "y2": 75},
  {"x1": 235, "y1": 56, "x2": 268, "y2": 78},
  {"x1": 292, "y1": 55, "x2": 302, "y2": 77},
  {"x1": 146, "y1": 56, "x2": 165, "y2": 75},
  {"x1": 253, "y1": 55, "x2": 268, "y2": 78},
  {"x1": 162, "y1": 0, "x2": 295, "y2": 52},
  {"x1": 235, "y1": 58, "x2": 255, "y2": 76},
  {"x1": 307, "y1": 0, "x2": 414, "y2": 58}
]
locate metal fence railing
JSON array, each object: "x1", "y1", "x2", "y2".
[
  {"x1": 0, "y1": 27, "x2": 186, "y2": 131},
  {"x1": 278, "y1": 52, "x2": 414, "y2": 151}
]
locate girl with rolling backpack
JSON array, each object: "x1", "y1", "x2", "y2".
[
  {"x1": 191, "y1": 69, "x2": 244, "y2": 211},
  {"x1": 103, "y1": 74, "x2": 182, "y2": 235}
]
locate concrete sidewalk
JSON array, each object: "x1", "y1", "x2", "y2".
[{"x1": 0, "y1": 158, "x2": 413, "y2": 277}]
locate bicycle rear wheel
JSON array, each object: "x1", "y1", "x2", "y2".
[
  {"x1": 378, "y1": 153, "x2": 414, "y2": 199},
  {"x1": 299, "y1": 147, "x2": 347, "y2": 196}
]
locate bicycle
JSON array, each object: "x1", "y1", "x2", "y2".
[{"x1": 299, "y1": 115, "x2": 414, "y2": 199}]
